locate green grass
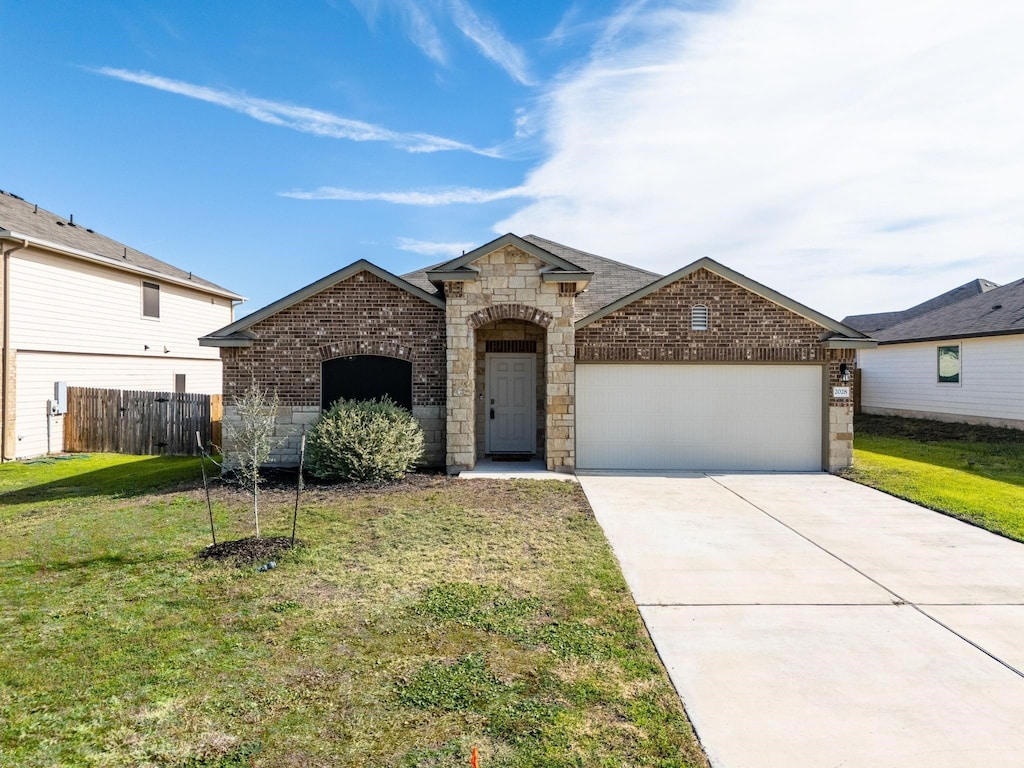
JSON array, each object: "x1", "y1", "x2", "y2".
[
  {"x1": 843, "y1": 415, "x2": 1024, "y2": 541},
  {"x1": 0, "y1": 454, "x2": 706, "y2": 768}
]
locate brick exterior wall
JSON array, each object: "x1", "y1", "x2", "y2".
[
  {"x1": 220, "y1": 271, "x2": 446, "y2": 466},
  {"x1": 575, "y1": 268, "x2": 857, "y2": 470}
]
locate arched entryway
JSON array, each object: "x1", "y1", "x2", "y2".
[{"x1": 473, "y1": 319, "x2": 547, "y2": 461}]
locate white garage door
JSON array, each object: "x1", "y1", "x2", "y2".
[{"x1": 576, "y1": 364, "x2": 823, "y2": 471}]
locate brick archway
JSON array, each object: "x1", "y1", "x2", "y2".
[
  {"x1": 466, "y1": 303, "x2": 554, "y2": 330},
  {"x1": 317, "y1": 340, "x2": 411, "y2": 361}
]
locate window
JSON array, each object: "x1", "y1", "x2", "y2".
[
  {"x1": 174, "y1": 374, "x2": 186, "y2": 393},
  {"x1": 321, "y1": 355, "x2": 413, "y2": 411},
  {"x1": 937, "y1": 345, "x2": 960, "y2": 384},
  {"x1": 142, "y1": 281, "x2": 160, "y2": 318},
  {"x1": 691, "y1": 305, "x2": 709, "y2": 331}
]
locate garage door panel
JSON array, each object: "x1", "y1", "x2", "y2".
[{"x1": 577, "y1": 364, "x2": 823, "y2": 471}]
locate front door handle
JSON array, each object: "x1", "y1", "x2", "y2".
[{"x1": 490, "y1": 408, "x2": 495, "y2": 420}]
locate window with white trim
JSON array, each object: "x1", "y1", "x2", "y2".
[
  {"x1": 937, "y1": 345, "x2": 960, "y2": 384},
  {"x1": 142, "y1": 281, "x2": 160, "y2": 319},
  {"x1": 691, "y1": 305, "x2": 709, "y2": 331}
]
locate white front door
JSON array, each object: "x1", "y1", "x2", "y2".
[{"x1": 486, "y1": 354, "x2": 536, "y2": 454}]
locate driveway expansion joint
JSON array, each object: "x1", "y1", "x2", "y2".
[{"x1": 707, "y1": 474, "x2": 1024, "y2": 681}]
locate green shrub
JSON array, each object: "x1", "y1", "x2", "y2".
[{"x1": 306, "y1": 397, "x2": 424, "y2": 482}]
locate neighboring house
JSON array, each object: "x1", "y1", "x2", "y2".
[
  {"x1": 843, "y1": 278, "x2": 999, "y2": 335},
  {"x1": 846, "y1": 278, "x2": 1024, "y2": 430},
  {"x1": 201, "y1": 233, "x2": 873, "y2": 473},
  {"x1": 0, "y1": 190, "x2": 243, "y2": 459}
]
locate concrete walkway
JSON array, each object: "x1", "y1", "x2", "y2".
[{"x1": 578, "y1": 472, "x2": 1024, "y2": 768}]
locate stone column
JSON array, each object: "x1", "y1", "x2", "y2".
[{"x1": 445, "y1": 291, "x2": 476, "y2": 472}]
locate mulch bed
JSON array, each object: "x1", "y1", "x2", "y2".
[{"x1": 199, "y1": 536, "x2": 300, "y2": 565}]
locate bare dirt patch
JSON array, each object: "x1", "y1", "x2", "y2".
[{"x1": 199, "y1": 536, "x2": 299, "y2": 564}]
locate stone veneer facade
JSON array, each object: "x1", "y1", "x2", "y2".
[
  {"x1": 574, "y1": 268, "x2": 856, "y2": 471},
  {"x1": 443, "y1": 244, "x2": 577, "y2": 472}
]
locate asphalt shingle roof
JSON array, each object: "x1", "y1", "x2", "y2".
[
  {"x1": 400, "y1": 235, "x2": 661, "y2": 320},
  {"x1": 874, "y1": 277, "x2": 1024, "y2": 343},
  {"x1": 843, "y1": 279, "x2": 999, "y2": 333},
  {"x1": 0, "y1": 189, "x2": 240, "y2": 298}
]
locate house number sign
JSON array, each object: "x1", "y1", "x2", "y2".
[{"x1": 832, "y1": 387, "x2": 851, "y2": 398}]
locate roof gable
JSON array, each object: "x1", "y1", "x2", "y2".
[
  {"x1": 577, "y1": 256, "x2": 871, "y2": 344},
  {"x1": 424, "y1": 233, "x2": 594, "y2": 283},
  {"x1": 200, "y1": 260, "x2": 444, "y2": 346}
]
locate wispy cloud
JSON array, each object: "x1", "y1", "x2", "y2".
[
  {"x1": 396, "y1": 237, "x2": 477, "y2": 256},
  {"x1": 349, "y1": 0, "x2": 447, "y2": 64},
  {"x1": 349, "y1": 0, "x2": 532, "y2": 85},
  {"x1": 93, "y1": 67, "x2": 497, "y2": 155},
  {"x1": 447, "y1": 0, "x2": 533, "y2": 85},
  {"x1": 280, "y1": 185, "x2": 529, "y2": 205},
  {"x1": 500, "y1": 0, "x2": 1024, "y2": 317}
]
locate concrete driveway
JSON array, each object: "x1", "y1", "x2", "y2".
[{"x1": 578, "y1": 472, "x2": 1024, "y2": 768}]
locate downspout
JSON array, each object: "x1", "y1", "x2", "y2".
[{"x1": 1, "y1": 237, "x2": 27, "y2": 462}]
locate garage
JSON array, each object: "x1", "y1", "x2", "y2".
[{"x1": 576, "y1": 364, "x2": 824, "y2": 471}]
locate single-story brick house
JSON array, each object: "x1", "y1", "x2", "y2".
[{"x1": 200, "y1": 234, "x2": 874, "y2": 473}]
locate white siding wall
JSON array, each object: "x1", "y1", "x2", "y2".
[
  {"x1": 14, "y1": 352, "x2": 223, "y2": 459},
  {"x1": 6, "y1": 246, "x2": 235, "y2": 458},
  {"x1": 859, "y1": 336, "x2": 1024, "y2": 427},
  {"x1": 9, "y1": 247, "x2": 230, "y2": 358}
]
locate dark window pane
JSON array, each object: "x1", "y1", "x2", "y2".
[
  {"x1": 143, "y1": 281, "x2": 160, "y2": 318},
  {"x1": 321, "y1": 355, "x2": 413, "y2": 411}
]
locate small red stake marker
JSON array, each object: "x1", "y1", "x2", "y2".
[{"x1": 471, "y1": 746, "x2": 479, "y2": 767}]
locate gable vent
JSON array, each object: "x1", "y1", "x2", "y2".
[{"x1": 691, "y1": 305, "x2": 709, "y2": 331}]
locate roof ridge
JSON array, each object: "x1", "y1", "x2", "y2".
[
  {"x1": 875, "y1": 276, "x2": 1024, "y2": 341},
  {"x1": 522, "y1": 234, "x2": 662, "y2": 277}
]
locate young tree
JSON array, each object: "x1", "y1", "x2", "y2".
[{"x1": 226, "y1": 384, "x2": 280, "y2": 538}]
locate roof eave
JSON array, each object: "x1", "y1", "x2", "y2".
[
  {"x1": 540, "y1": 270, "x2": 594, "y2": 286},
  {"x1": 0, "y1": 228, "x2": 245, "y2": 301},
  {"x1": 199, "y1": 333, "x2": 256, "y2": 348},
  {"x1": 424, "y1": 267, "x2": 480, "y2": 283},
  {"x1": 821, "y1": 337, "x2": 879, "y2": 349},
  {"x1": 877, "y1": 328, "x2": 1024, "y2": 345}
]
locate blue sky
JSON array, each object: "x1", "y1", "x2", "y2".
[{"x1": 4, "y1": 0, "x2": 1022, "y2": 320}]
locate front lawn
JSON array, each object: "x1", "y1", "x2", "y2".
[
  {"x1": 0, "y1": 454, "x2": 706, "y2": 767},
  {"x1": 843, "y1": 414, "x2": 1024, "y2": 542}
]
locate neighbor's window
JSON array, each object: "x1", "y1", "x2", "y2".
[
  {"x1": 174, "y1": 374, "x2": 186, "y2": 393},
  {"x1": 937, "y1": 345, "x2": 960, "y2": 384},
  {"x1": 142, "y1": 281, "x2": 160, "y2": 318},
  {"x1": 691, "y1": 305, "x2": 709, "y2": 331}
]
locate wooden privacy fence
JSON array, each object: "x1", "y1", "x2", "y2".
[{"x1": 64, "y1": 387, "x2": 221, "y2": 456}]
